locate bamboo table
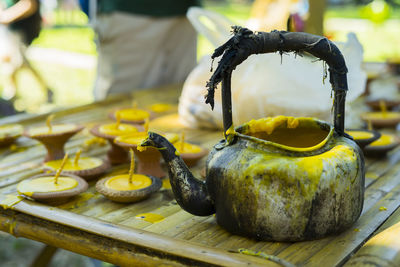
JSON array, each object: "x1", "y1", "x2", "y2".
[{"x1": 0, "y1": 85, "x2": 399, "y2": 266}]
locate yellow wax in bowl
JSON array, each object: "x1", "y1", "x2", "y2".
[
  {"x1": 99, "y1": 123, "x2": 138, "y2": 136},
  {"x1": 17, "y1": 177, "x2": 78, "y2": 196},
  {"x1": 28, "y1": 124, "x2": 77, "y2": 136},
  {"x1": 345, "y1": 131, "x2": 374, "y2": 140},
  {"x1": 149, "y1": 103, "x2": 172, "y2": 113},
  {"x1": 44, "y1": 157, "x2": 103, "y2": 171},
  {"x1": 105, "y1": 174, "x2": 152, "y2": 191},
  {"x1": 116, "y1": 132, "x2": 148, "y2": 145},
  {"x1": 0, "y1": 124, "x2": 23, "y2": 138},
  {"x1": 370, "y1": 134, "x2": 396, "y2": 147},
  {"x1": 117, "y1": 109, "x2": 150, "y2": 121},
  {"x1": 174, "y1": 141, "x2": 202, "y2": 154},
  {"x1": 363, "y1": 112, "x2": 400, "y2": 120}
]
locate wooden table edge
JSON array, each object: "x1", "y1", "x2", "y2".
[{"x1": 0, "y1": 200, "x2": 275, "y2": 267}]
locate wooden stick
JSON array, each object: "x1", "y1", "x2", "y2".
[
  {"x1": 379, "y1": 100, "x2": 388, "y2": 118},
  {"x1": 368, "y1": 119, "x2": 373, "y2": 131},
  {"x1": 128, "y1": 148, "x2": 134, "y2": 184},
  {"x1": 46, "y1": 114, "x2": 54, "y2": 133},
  {"x1": 115, "y1": 111, "x2": 121, "y2": 129},
  {"x1": 54, "y1": 153, "x2": 68, "y2": 185},
  {"x1": 74, "y1": 150, "x2": 81, "y2": 166}
]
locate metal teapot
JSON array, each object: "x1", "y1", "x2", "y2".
[{"x1": 141, "y1": 27, "x2": 364, "y2": 241}]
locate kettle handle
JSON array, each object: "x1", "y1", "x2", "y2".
[{"x1": 206, "y1": 27, "x2": 348, "y2": 138}]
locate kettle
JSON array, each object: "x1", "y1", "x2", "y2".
[{"x1": 141, "y1": 27, "x2": 364, "y2": 241}]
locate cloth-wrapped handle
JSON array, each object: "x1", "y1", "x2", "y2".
[{"x1": 206, "y1": 27, "x2": 348, "y2": 137}]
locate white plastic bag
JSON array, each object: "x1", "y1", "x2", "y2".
[
  {"x1": 179, "y1": 7, "x2": 367, "y2": 129},
  {"x1": 0, "y1": 25, "x2": 23, "y2": 75}
]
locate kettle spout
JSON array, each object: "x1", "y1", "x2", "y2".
[{"x1": 141, "y1": 132, "x2": 215, "y2": 216}]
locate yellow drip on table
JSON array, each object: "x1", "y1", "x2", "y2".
[
  {"x1": 0, "y1": 124, "x2": 23, "y2": 138},
  {"x1": 135, "y1": 213, "x2": 165, "y2": 223},
  {"x1": 370, "y1": 134, "x2": 396, "y2": 147},
  {"x1": 105, "y1": 174, "x2": 152, "y2": 191},
  {"x1": 99, "y1": 123, "x2": 138, "y2": 136},
  {"x1": 44, "y1": 157, "x2": 103, "y2": 171},
  {"x1": 174, "y1": 141, "x2": 202, "y2": 154},
  {"x1": 345, "y1": 130, "x2": 374, "y2": 140},
  {"x1": 17, "y1": 177, "x2": 78, "y2": 196},
  {"x1": 117, "y1": 109, "x2": 150, "y2": 121},
  {"x1": 28, "y1": 124, "x2": 77, "y2": 136}
]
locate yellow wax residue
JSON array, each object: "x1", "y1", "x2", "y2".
[
  {"x1": 379, "y1": 206, "x2": 387, "y2": 211},
  {"x1": 345, "y1": 130, "x2": 374, "y2": 140},
  {"x1": 0, "y1": 195, "x2": 24, "y2": 209},
  {"x1": 370, "y1": 134, "x2": 395, "y2": 147},
  {"x1": 0, "y1": 124, "x2": 23, "y2": 138},
  {"x1": 99, "y1": 123, "x2": 138, "y2": 136},
  {"x1": 225, "y1": 124, "x2": 236, "y2": 136},
  {"x1": 28, "y1": 124, "x2": 77, "y2": 136},
  {"x1": 17, "y1": 177, "x2": 78, "y2": 196},
  {"x1": 246, "y1": 116, "x2": 300, "y2": 135},
  {"x1": 117, "y1": 108, "x2": 150, "y2": 121},
  {"x1": 149, "y1": 103, "x2": 172, "y2": 113},
  {"x1": 57, "y1": 192, "x2": 99, "y2": 209},
  {"x1": 162, "y1": 179, "x2": 171, "y2": 189},
  {"x1": 135, "y1": 213, "x2": 165, "y2": 223},
  {"x1": 105, "y1": 174, "x2": 152, "y2": 191},
  {"x1": 243, "y1": 144, "x2": 356, "y2": 201},
  {"x1": 174, "y1": 141, "x2": 202, "y2": 154},
  {"x1": 363, "y1": 112, "x2": 400, "y2": 120},
  {"x1": 354, "y1": 228, "x2": 360, "y2": 232},
  {"x1": 44, "y1": 157, "x2": 103, "y2": 171}
]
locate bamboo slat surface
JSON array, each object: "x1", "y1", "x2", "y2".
[{"x1": 0, "y1": 85, "x2": 399, "y2": 266}]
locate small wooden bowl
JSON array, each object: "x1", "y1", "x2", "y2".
[
  {"x1": 96, "y1": 175, "x2": 161, "y2": 203},
  {"x1": 361, "y1": 112, "x2": 400, "y2": 128},
  {"x1": 17, "y1": 173, "x2": 88, "y2": 205},
  {"x1": 0, "y1": 124, "x2": 23, "y2": 147},
  {"x1": 90, "y1": 124, "x2": 140, "y2": 165},
  {"x1": 363, "y1": 134, "x2": 400, "y2": 158},
  {"x1": 24, "y1": 124, "x2": 84, "y2": 162},
  {"x1": 345, "y1": 129, "x2": 381, "y2": 149},
  {"x1": 42, "y1": 157, "x2": 110, "y2": 180},
  {"x1": 115, "y1": 139, "x2": 165, "y2": 178}
]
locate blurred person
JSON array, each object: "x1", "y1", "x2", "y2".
[
  {"x1": 0, "y1": 0, "x2": 52, "y2": 108},
  {"x1": 92, "y1": 0, "x2": 200, "y2": 100}
]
